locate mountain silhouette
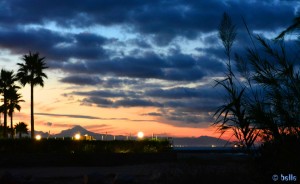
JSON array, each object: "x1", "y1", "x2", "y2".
[
  {"x1": 57, "y1": 125, "x2": 93, "y2": 137},
  {"x1": 53, "y1": 125, "x2": 127, "y2": 140}
]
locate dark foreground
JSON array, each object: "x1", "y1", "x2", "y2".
[
  {"x1": 0, "y1": 150, "x2": 299, "y2": 184},
  {"x1": 0, "y1": 140, "x2": 299, "y2": 183}
]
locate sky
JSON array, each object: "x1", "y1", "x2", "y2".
[{"x1": 0, "y1": 0, "x2": 299, "y2": 138}]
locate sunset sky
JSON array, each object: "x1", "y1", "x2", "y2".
[{"x1": 0, "y1": 0, "x2": 299, "y2": 138}]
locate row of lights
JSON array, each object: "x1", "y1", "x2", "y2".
[{"x1": 35, "y1": 131, "x2": 145, "y2": 141}]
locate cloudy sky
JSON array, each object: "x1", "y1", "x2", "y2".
[{"x1": 0, "y1": 0, "x2": 298, "y2": 138}]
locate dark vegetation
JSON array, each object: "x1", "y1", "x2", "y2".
[
  {"x1": 0, "y1": 52, "x2": 47, "y2": 139},
  {"x1": 214, "y1": 12, "x2": 300, "y2": 180},
  {"x1": 0, "y1": 139, "x2": 173, "y2": 167},
  {"x1": 0, "y1": 139, "x2": 171, "y2": 154}
]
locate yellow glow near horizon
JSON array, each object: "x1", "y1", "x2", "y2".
[
  {"x1": 74, "y1": 133, "x2": 81, "y2": 140},
  {"x1": 137, "y1": 131, "x2": 144, "y2": 139},
  {"x1": 10, "y1": 71, "x2": 220, "y2": 139},
  {"x1": 35, "y1": 134, "x2": 42, "y2": 140},
  {"x1": 5, "y1": 69, "x2": 216, "y2": 139}
]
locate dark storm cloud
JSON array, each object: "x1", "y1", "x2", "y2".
[
  {"x1": 0, "y1": 0, "x2": 298, "y2": 128},
  {"x1": 82, "y1": 96, "x2": 162, "y2": 108},
  {"x1": 157, "y1": 87, "x2": 223, "y2": 127},
  {"x1": 76, "y1": 85, "x2": 222, "y2": 111},
  {"x1": 74, "y1": 89, "x2": 140, "y2": 98},
  {"x1": 74, "y1": 32, "x2": 107, "y2": 47},
  {"x1": 102, "y1": 78, "x2": 141, "y2": 88},
  {"x1": 115, "y1": 99, "x2": 163, "y2": 108},
  {"x1": 145, "y1": 86, "x2": 220, "y2": 99},
  {"x1": 0, "y1": 0, "x2": 296, "y2": 46},
  {"x1": 143, "y1": 112, "x2": 163, "y2": 117},
  {"x1": 0, "y1": 28, "x2": 70, "y2": 55},
  {"x1": 61, "y1": 50, "x2": 225, "y2": 81},
  {"x1": 165, "y1": 99, "x2": 220, "y2": 113},
  {"x1": 82, "y1": 97, "x2": 114, "y2": 107},
  {"x1": 158, "y1": 107, "x2": 214, "y2": 127},
  {"x1": 227, "y1": 1, "x2": 295, "y2": 30},
  {"x1": 36, "y1": 112, "x2": 150, "y2": 122},
  {"x1": 35, "y1": 113, "x2": 101, "y2": 119},
  {"x1": 60, "y1": 75, "x2": 141, "y2": 88},
  {"x1": 60, "y1": 75, "x2": 102, "y2": 85},
  {"x1": 166, "y1": 111, "x2": 213, "y2": 125},
  {"x1": 0, "y1": 0, "x2": 296, "y2": 64},
  {"x1": 73, "y1": 82, "x2": 228, "y2": 127},
  {"x1": 0, "y1": 28, "x2": 109, "y2": 62}
]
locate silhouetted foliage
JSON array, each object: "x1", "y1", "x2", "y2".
[
  {"x1": 17, "y1": 52, "x2": 48, "y2": 139},
  {"x1": 0, "y1": 69, "x2": 19, "y2": 138},
  {"x1": 218, "y1": 12, "x2": 237, "y2": 72},
  {"x1": 0, "y1": 139, "x2": 173, "y2": 167},
  {"x1": 214, "y1": 13, "x2": 259, "y2": 149},
  {"x1": 276, "y1": 15, "x2": 300, "y2": 40},
  {"x1": 14, "y1": 122, "x2": 28, "y2": 138},
  {"x1": 215, "y1": 13, "x2": 300, "y2": 150},
  {"x1": 6, "y1": 87, "x2": 24, "y2": 138},
  {"x1": 0, "y1": 139, "x2": 172, "y2": 154},
  {"x1": 240, "y1": 36, "x2": 300, "y2": 142},
  {"x1": 0, "y1": 124, "x2": 9, "y2": 138}
]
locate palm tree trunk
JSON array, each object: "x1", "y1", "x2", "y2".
[
  {"x1": 10, "y1": 113, "x2": 13, "y2": 138},
  {"x1": 3, "y1": 96, "x2": 7, "y2": 138},
  {"x1": 31, "y1": 82, "x2": 34, "y2": 139}
]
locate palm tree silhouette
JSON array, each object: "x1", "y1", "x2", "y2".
[
  {"x1": 0, "y1": 105, "x2": 3, "y2": 126},
  {"x1": 7, "y1": 87, "x2": 24, "y2": 138},
  {"x1": 0, "y1": 69, "x2": 18, "y2": 138},
  {"x1": 17, "y1": 52, "x2": 48, "y2": 139},
  {"x1": 14, "y1": 122, "x2": 28, "y2": 138}
]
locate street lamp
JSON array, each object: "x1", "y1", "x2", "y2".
[
  {"x1": 35, "y1": 134, "x2": 42, "y2": 141},
  {"x1": 74, "y1": 133, "x2": 81, "y2": 140},
  {"x1": 137, "y1": 131, "x2": 144, "y2": 139}
]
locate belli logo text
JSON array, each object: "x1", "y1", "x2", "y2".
[
  {"x1": 281, "y1": 174, "x2": 297, "y2": 182},
  {"x1": 272, "y1": 174, "x2": 297, "y2": 182}
]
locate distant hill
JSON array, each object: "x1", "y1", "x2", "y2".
[
  {"x1": 31, "y1": 125, "x2": 231, "y2": 146},
  {"x1": 53, "y1": 125, "x2": 127, "y2": 140},
  {"x1": 54, "y1": 125, "x2": 97, "y2": 138}
]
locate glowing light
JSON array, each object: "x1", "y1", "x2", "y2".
[
  {"x1": 74, "y1": 133, "x2": 81, "y2": 140},
  {"x1": 35, "y1": 135, "x2": 42, "y2": 141},
  {"x1": 137, "y1": 131, "x2": 144, "y2": 139}
]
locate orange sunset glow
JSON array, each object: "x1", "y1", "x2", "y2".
[
  {"x1": 13, "y1": 82, "x2": 219, "y2": 138},
  {"x1": 7, "y1": 67, "x2": 221, "y2": 138}
]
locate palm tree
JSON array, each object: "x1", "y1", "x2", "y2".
[
  {"x1": 0, "y1": 105, "x2": 3, "y2": 126},
  {"x1": 0, "y1": 69, "x2": 18, "y2": 138},
  {"x1": 7, "y1": 87, "x2": 24, "y2": 138},
  {"x1": 0, "y1": 124, "x2": 9, "y2": 138},
  {"x1": 14, "y1": 122, "x2": 28, "y2": 138},
  {"x1": 17, "y1": 52, "x2": 48, "y2": 139}
]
